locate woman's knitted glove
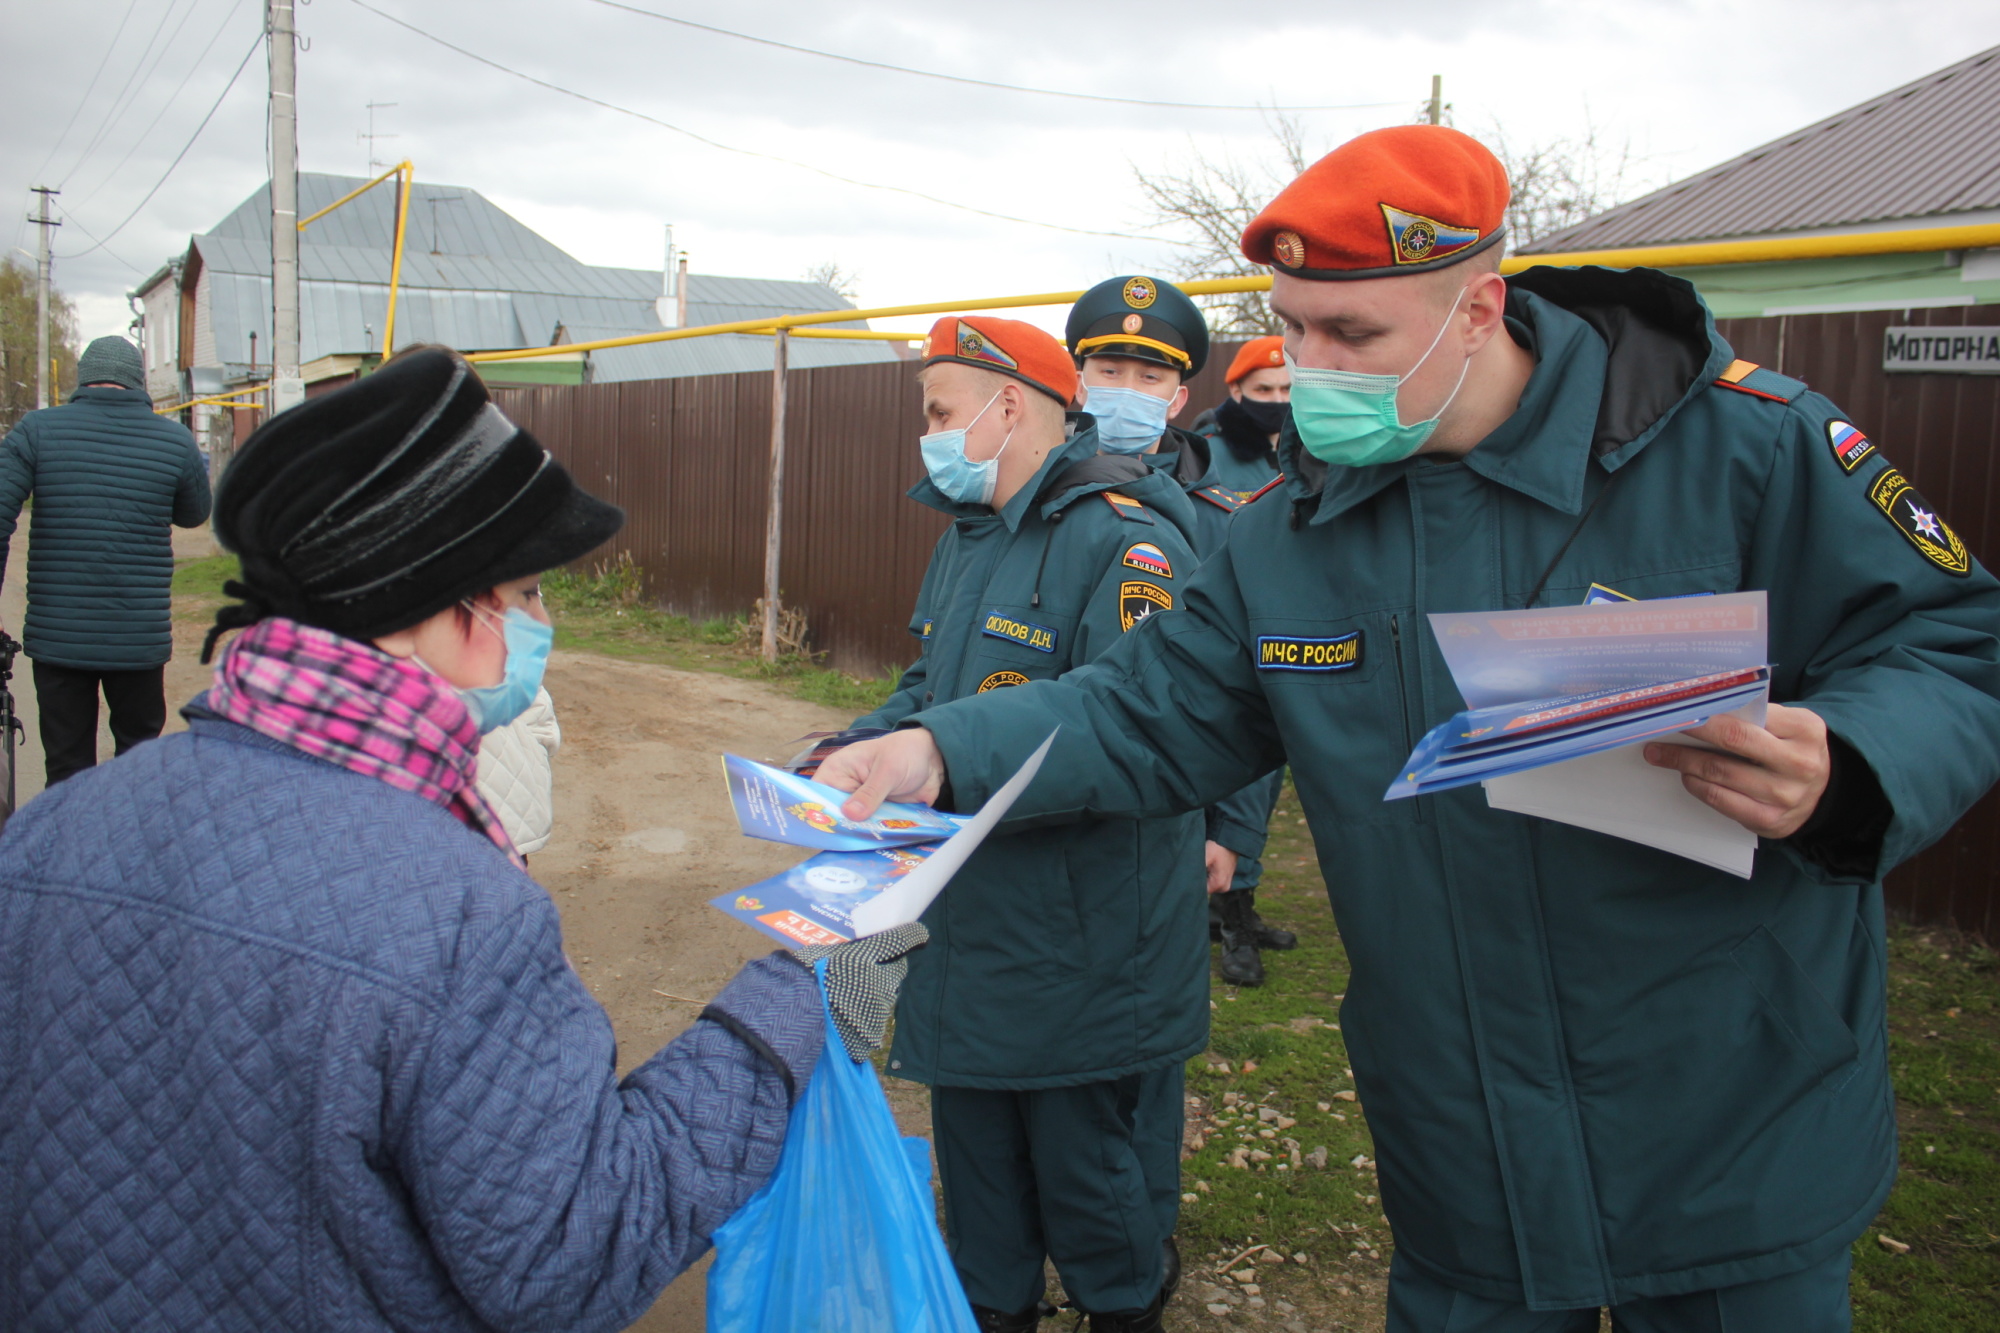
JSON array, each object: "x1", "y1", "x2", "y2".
[{"x1": 793, "y1": 923, "x2": 931, "y2": 1062}]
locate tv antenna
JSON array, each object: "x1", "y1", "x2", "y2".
[{"x1": 360, "y1": 100, "x2": 399, "y2": 173}]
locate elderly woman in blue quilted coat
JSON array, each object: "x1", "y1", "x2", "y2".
[{"x1": 0, "y1": 348, "x2": 924, "y2": 1332}]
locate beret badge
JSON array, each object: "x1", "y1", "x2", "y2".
[
  {"x1": 1381, "y1": 204, "x2": 1483, "y2": 267},
  {"x1": 1271, "y1": 231, "x2": 1307, "y2": 269}
]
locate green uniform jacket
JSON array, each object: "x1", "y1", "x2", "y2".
[
  {"x1": 913, "y1": 268, "x2": 2000, "y2": 1306},
  {"x1": 857, "y1": 426, "x2": 1210, "y2": 1089},
  {"x1": 1147, "y1": 427, "x2": 1281, "y2": 871},
  {"x1": 1191, "y1": 404, "x2": 1282, "y2": 495}
]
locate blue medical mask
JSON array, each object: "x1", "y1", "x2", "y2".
[
  {"x1": 1084, "y1": 384, "x2": 1173, "y2": 454},
  {"x1": 920, "y1": 388, "x2": 1013, "y2": 506},
  {"x1": 458, "y1": 604, "x2": 552, "y2": 734},
  {"x1": 1289, "y1": 288, "x2": 1471, "y2": 469}
]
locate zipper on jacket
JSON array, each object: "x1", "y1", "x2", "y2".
[{"x1": 1389, "y1": 614, "x2": 1414, "y2": 756}]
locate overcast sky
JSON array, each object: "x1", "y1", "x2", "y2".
[{"x1": 6, "y1": 0, "x2": 1998, "y2": 346}]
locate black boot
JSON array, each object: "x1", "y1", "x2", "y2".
[
  {"x1": 1161, "y1": 1236, "x2": 1181, "y2": 1301},
  {"x1": 1084, "y1": 1291, "x2": 1164, "y2": 1332},
  {"x1": 971, "y1": 1302, "x2": 1043, "y2": 1332},
  {"x1": 1218, "y1": 929, "x2": 1265, "y2": 986},
  {"x1": 1238, "y1": 890, "x2": 1296, "y2": 951}
]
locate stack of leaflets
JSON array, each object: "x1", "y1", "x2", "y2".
[
  {"x1": 1387, "y1": 591, "x2": 1771, "y2": 876},
  {"x1": 711, "y1": 733, "x2": 1056, "y2": 947}
]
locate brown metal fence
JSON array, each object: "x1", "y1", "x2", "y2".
[
  {"x1": 484, "y1": 343, "x2": 1256, "y2": 678},
  {"x1": 1718, "y1": 304, "x2": 2000, "y2": 940}
]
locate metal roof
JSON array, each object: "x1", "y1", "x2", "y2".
[
  {"x1": 188, "y1": 173, "x2": 888, "y2": 377},
  {"x1": 1521, "y1": 45, "x2": 2000, "y2": 253}
]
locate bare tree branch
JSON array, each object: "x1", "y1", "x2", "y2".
[{"x1": 801, "y1": 260, "x2": 861, "y2": 302}]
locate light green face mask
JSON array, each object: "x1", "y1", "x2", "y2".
[{"x1": 1288, "y1": 288, "x2": 1471, "y2": 469}]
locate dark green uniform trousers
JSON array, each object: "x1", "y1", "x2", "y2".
[
  {"x1": 932, "y1": 1063, "x2": 1184, "y2": 1314},
  {"x1": 1387, "y1": 1249, "x2": 1853, "y2": 1333}
]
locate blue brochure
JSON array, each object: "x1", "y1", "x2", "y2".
[
  {"x1": 1385, "y1": 665, "x2": 1772, "y2": 799},
  {"x1": 724, "y1": 753, "x2": 966, "y2": 851},
  {"x1": 711, "y1": 846, "x2": 939, "y2": 949}
]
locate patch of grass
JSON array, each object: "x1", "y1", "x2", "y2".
[
  {"x1": 543, "y1": 558, "x2": 898, "y2": 717},
  {"x1": 1173, "y1": 783, "x2": 1393, "y2": 1324},
  {"x1": 1852, "y1": 926, "x2": 2000, "y2": 1332},
  {"x1": 171, "y1": 553, "x2": 239, "y2": 603}
]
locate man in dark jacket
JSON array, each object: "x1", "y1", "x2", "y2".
[
  {"x1": 1066, "y1": 276, "x2": 1292, "y2": 987},
  {"x1": 851, "y1": 316, "x2": 1203, "y2": 1332},
  {"x1": 822, "y1": 127, "x2": 2000, "y2": 1330},
  {"x1": 0, "y1": 335, "x2": 211, "y2": 784},
  {"x1": 1191, "y1": 335, "x2": 1289, "y2": 495}
]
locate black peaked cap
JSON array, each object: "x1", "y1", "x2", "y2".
[{"x1": 209, "y1": 348, "x2": 622, "y2": 650}]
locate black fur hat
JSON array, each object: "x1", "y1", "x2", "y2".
[{"x1": 205, "y1": 347, "x2": 622, "y2": 659}]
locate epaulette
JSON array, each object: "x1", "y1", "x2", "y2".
[
  {"x1": 1244, "y1": 474, "x2": 1287, "y2": 504},
  {"x1": 1195, "y1": 485, "x2": 1245, "y2": 513},
  {"x1": 1713, "y1": 359, "x2": 1806, "y2": 404},
  {"x1": 1101, "y1": 490, "x2": 1154, "y2": 524}
]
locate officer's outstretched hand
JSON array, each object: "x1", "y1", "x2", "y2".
[
  {"x1": 820, "y1": 728, "x2": 947, "y2": 820},
  {"x1": 1642, "y1": 703, "x2": 1831, "y2": 840}
]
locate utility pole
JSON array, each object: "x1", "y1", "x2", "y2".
[
  {"x1": 761, "y1": 329, "x2": 788, "y2": 663},
  {"x1": 28, "y1": 187, "x2": 59, "y2": 411},
  {"x1": 1427, "y1": 75, "x2": 1443, "y2": 126},
  {"x1": 268, "y1": 0, "x2": 305, "y2": 413}
]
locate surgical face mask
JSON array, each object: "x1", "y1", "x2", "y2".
[
  {"x1": 1084, "y1": 384, "x2": 1173, "y2": 454},
  {"x1": 458, "y1": 604, "x2": 552, "y2": 734},
  {"x1": 920, "y1": 388, "x2": 1013, "y2": 506},
  {"x1": 1288, "y1": 288, "x2": 1472, "y2": 469}
]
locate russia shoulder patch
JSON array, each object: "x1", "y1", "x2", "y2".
[
  {"x1": 1119, "y1": 581, "x2": 1173, "y2": 631},
  {"x1": 1122, "y1": 541, "x2": 1173, "y2": 577},
  {"x1": 1102, "y1": 491, "x2": 1153, "y2": 524},
  {"x1": 1868, "y1": 467, "x2": 1970, "y2": 577},
  {"x1": 1826, "y1": 419, "x2": 1876, "y2": 474}
]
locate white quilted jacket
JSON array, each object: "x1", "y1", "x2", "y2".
[{"x1": 475, "y1": 689, "x2": 561, "y2": 855}]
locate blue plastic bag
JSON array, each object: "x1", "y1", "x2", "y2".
[{"x1": 706, "y1": 963, "x2": 977, "y2": 1332}]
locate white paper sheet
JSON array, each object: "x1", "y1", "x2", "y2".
[
  {"x1": 848, "y1": 731, "x2": 1057, "y2": 937},
  {"x1": 1481, "y1": 696, "x2": 1767, "y2": 877}
]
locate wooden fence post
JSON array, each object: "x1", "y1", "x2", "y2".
[{"x1": 761, "y1": 329, "x2": 789, "y2": 662}]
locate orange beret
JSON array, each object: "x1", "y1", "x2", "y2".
[
  {"x1": 920, "y1": 315, "x2": 1077, "y2": 406},
  {"x1": 1242, "y1": 125, "x2": 1510, "y2": 280},
  {"x1": 1225, "y1": 336, "x2": 1287, "y2": 384}
]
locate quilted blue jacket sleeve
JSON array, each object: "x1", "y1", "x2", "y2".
[{"x1": 396, "y1": 898, "x2": 824, "y2": 1332}]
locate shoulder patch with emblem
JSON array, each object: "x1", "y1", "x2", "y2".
[
  {"x1": 916, "y1": 618, "x2": 933, "y2": 639},
  {"x1": 1101, "y1": 490, "x2": 1154, "y2": 524},
  {"x1": 1869, "y1": 467, "x2": 1970, "y2": 576},
  {"x1": 1713, "y1": 358, "x2": 1802, "y2": 403},
  {"x1": 981, "y1": 610, "x2": 1059, "y2": 652},
  {"x1": 978, "y1": 670, "x2": 1031, "y2": 692},
  {"x1": 1826, "y1": 419, "x2": 1876, "y2": 474},
  {"x1": 1122, "y1": 541, "x2": 1173, "y2": 577},
  {"x1": 1196, "y1": 485, "x2": 1245, "y2": 513},
  {"x1": 1256, "y1": 631, "x2": 1362, "y2": 672},
  {"x1": 1119, "y1": 581, "x2": 1173, "y2": 631}
]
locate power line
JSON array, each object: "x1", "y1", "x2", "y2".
[
  {"x1": 345, "y1": 0, "x2": 1192, "y2": 247},
  {"x1": 27, "y1": 0, "x2": 144, "y2": 187},
  {"x1": 70, "y1": 0, "x2": 226, "y2": 195},
  {"x1": 61, "y1": 0, "x2": 199, "y2": 187},
  {"x1": 585, "y1": 0, "x2": 1404, "y2": 114},
  {"x1": 71, "y1": 0, "x2": 253, "y2": 211},
  {"x1": 56, "y1": 32, "x2": 264, "y2": 261}
]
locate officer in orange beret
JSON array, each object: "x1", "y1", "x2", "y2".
[
  {"x1": 1191, "y1": 335, "x2": 1290, "y2": 494},
  {"x1": 821, "y1": 123, "x2": 2000, "y2": 1331},
  {"x1": 844, "y1": 315, "x2": 1207, "y2": 1332}
]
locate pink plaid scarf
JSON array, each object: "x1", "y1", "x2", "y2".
[{"x1": 208, "y1": 617, "x2": 519, "y2": 863}]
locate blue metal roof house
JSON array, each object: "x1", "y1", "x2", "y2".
[{"x1": 133, "y1": 172, "x2": 892, "y2": 402}]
